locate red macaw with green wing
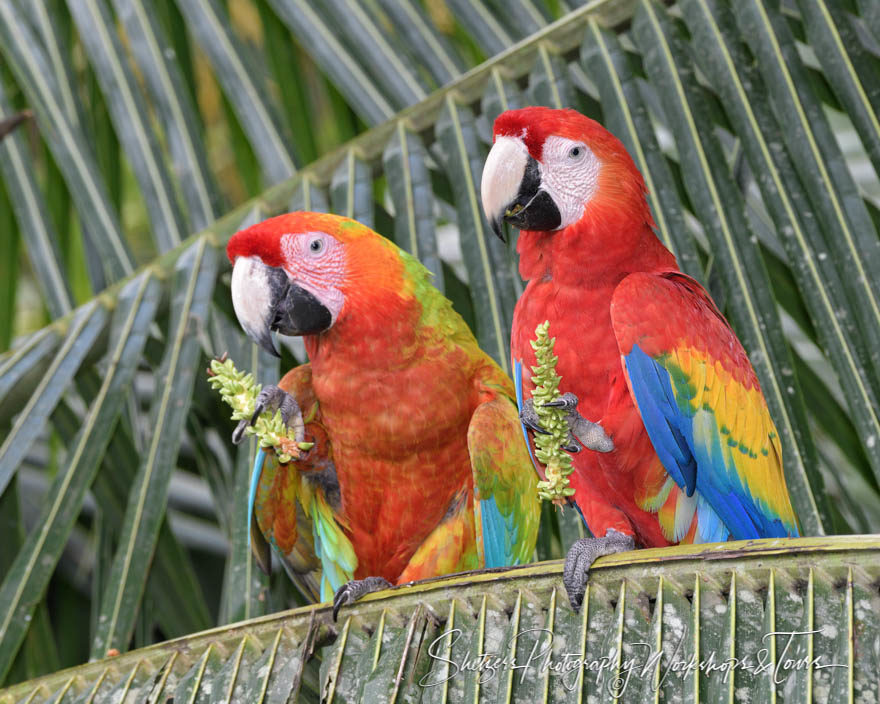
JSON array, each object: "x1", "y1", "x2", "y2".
[{"x1": 226, "y1": 212, "x2": 539, "y2": 616}]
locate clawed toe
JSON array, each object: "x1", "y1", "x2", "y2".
[
  {"x1": 332, "y1": 576, "x2": 392, "y2": 621},
  {"x1": 563, "y1": 529, "x2": 635, "y2": 611},
  {"x1": 541, "y1": 391, "x2": 579, "y2": 412},
  {"x1": 232, "y1": 419, "x2": 249, "y2": 445},
  {"x1": 231, "y1": 384, "x2": 304, "y2": 445},
  {"x1": 525, "y1": 392, "x2": 614, "y2": 454},
  {"x1": 569, "y1": 415, "x2": 614, "y2": 454},
  {"x1": 519, "y1": 398, "x2": 550, "y2": 435},
  {"x1": 253, "y1": 385, "x2": 302, "y2": 428},
  {"x1": 526, "y1": 420, "x2": 550, "y2": 435}
]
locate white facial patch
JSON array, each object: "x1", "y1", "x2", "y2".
[
  {"x1": 538, "y1": 136, "x2": 601, "y2": 229},
  {"x1": 481, "y1": 135, "x2": 530, "y2": 222},
  {"x1": 280, "y1": 231, "x2": 346, "y2": 324}
]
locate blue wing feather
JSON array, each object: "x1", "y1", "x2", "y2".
[
  {"x1": 471, "y1": 359, "x2": 534, "y2": 568},
  {"x1": 247, "y1": 447, "x2": 266, "y2": 552},
  {"x1": 624, "y1": 344, "x2": 795, "y2": 540},
  {"x1": 624, "y1": 346, "x2": 697, "y2": 494},
  {"x1": 480, "y1": 496, "x2": 519, "y2": 568}
]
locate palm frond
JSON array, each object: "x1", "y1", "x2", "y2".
[{"x1": 1, "y1": 537, "x2": 877, "y2": 703}]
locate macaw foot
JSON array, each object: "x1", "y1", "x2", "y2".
[
  {"x1": 332, "y1": 576, "x2": 392, "y2": 620},
  {"x1": 520, "y1": 393, "x2": 614, "y2": 453},
  {"x1": 232, "y1": 384, "x2": 304, "y2": 445},
  {"x1": 519, "y1": 397, "x2": 551, "y2": 436},
  {"x1": 563, "y1": 529, "x2": 635, "y2": 611}
]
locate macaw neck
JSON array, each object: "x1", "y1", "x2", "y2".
[
  {"x1": 303, "y1": 290, "x2": 422, "y2": 372},
  {"x1": 516, "y1": 213, "x2": 677, "y2": 289}
]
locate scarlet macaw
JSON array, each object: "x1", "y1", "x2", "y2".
[{"x1": 481, "y1": 107, "x2": 799, "y2": 608}]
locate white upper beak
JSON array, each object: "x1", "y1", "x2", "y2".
[
  {"x1": 231, "y1": 256, "x2": 280, "y2": 356},
  {"x1": 480, "y1": 136, "x2": 529, "y2": 235}
]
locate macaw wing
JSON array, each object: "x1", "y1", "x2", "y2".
[
  {"x1": 249, "y1": 364, "x2": 356, "y2": 603},
  {"x1": 469, "y1": 389, "x2": 541, "y2": 567},
  {"x1": 250, "y1": 447, "x2": 319, "y2": 600},
  {"x1": 249, "y1": 487, "x2": 272, "y2": 575},
  {"x1": 611, "y1": 271, "x2": 799, "y2": 542}
]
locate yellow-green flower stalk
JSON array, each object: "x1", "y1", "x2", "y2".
[
  {"x1": 207, "y1": 354, "x2": 313, "y2": 463},
  {"x1": 530, "y1": 321, "x2": 575, "y2": 504}
]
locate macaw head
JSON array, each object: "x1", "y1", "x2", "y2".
[
  {"x1": 480, "y1": 107, "x2": 649, "y2": 241},
  {"x1": 226, "y1": 211, "x2": 402, "y2": 356}
]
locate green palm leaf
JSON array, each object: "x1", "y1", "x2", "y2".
[
  {"x1": 69, "y1": 0, "x2": 188, "y2": 253},
  {"x1": 0, "y1": 274, "x2": 157, "y2": 682},
  {"x1": 0, "y1": 82, "x2": 73, "y2": 319},
  {"x1": 175, "y1": 0, "x2": 298, "y2": 183},
  {"x1": 0, "y1": 302, "x2": 108, "y2": 500},
  {"x1": 733, "y1": 0, "x2": 880, "y2": 381},
  {"x1": 330, "y1": 149, "x2": 374, "y2": 229},
  {"x1": 384, "y1": 123, "x2": 444, "y2": 290},
  {"x1": 90, "y1": 239, "x2": 218, "y2": 657},
  {"x1": 113, "y1": 0, "x2": 223, "y2": 230},
  {"x1": 1, "y1": 538, "x2": 877, "y2": 703},
  {"x1": 0, "y1": 0, "x2": 134, "y2": 282}
]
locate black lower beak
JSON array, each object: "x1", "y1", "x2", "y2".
[
  {"x1": 495, "y1": 156, "x2": 561, "y2": 240},
  {"x1": 256, "y1": 268, "x2": 332, "y2": 357},
  {"x1": 490, "y1": 216, "x2": 505, "y2": 242},
  {"x1": 251, "y1": 318, "x2": 281, "y2": 358},
  {"x1": 270, "y1": 275, "x2": 332, "y2": 338}
]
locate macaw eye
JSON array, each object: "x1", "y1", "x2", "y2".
[
  {"x1": 568, "y1": 145, "x2": 584, "y2": 159},
  {"x1": 308, "y1": 237, "x2": 324, "y2": 254}
]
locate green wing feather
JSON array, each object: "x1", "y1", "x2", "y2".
[
  {"x1": 469, "y1": 388, "x2": 540, "y2": 567},
  {"x1": 251, "y1": 364, "x2": 357, "y2": 603}
]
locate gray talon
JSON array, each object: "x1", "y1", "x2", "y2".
[
  {"x1": 232, "y1": 420, "x2": 248, "y2": 445},
  {"x1": 519, "y1": 398, "x2": 550, "y2": 435},
  {"x1": 333, "y1": 576, "x2": 392, "y2": 621},
  {"x1": 569, "y1": 415, "x2": 615, "y2": 454},
  {"x1": 252, "y1": 385, "x2": 301, "y2": 427},
  {"x1": 232, "y1": 384, "x2": 304, "y2": 446},
  {"x1": 563, "y1": 529, "x2": 635, "y2": 611},
  {"x1": 541, "y1": 391, "x2": 579, "y2": 412},
  {"x1": 523, "y1": 393, "x2": 615, "y2": 454}
]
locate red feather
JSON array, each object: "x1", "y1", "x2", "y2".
[
  {"x1": 500, "y1": 107, "x2": 774, "y2": 547},
  {"x1": 230, "y1": 213, "x2": 531, "y2": 583}
]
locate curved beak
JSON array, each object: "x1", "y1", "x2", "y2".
[
  {"x1": 481, "y1": 136, "x2": 561, "y2": 241},
  {"x1": 231, "y1": 257, "x2": 332, "y2": 357}
]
